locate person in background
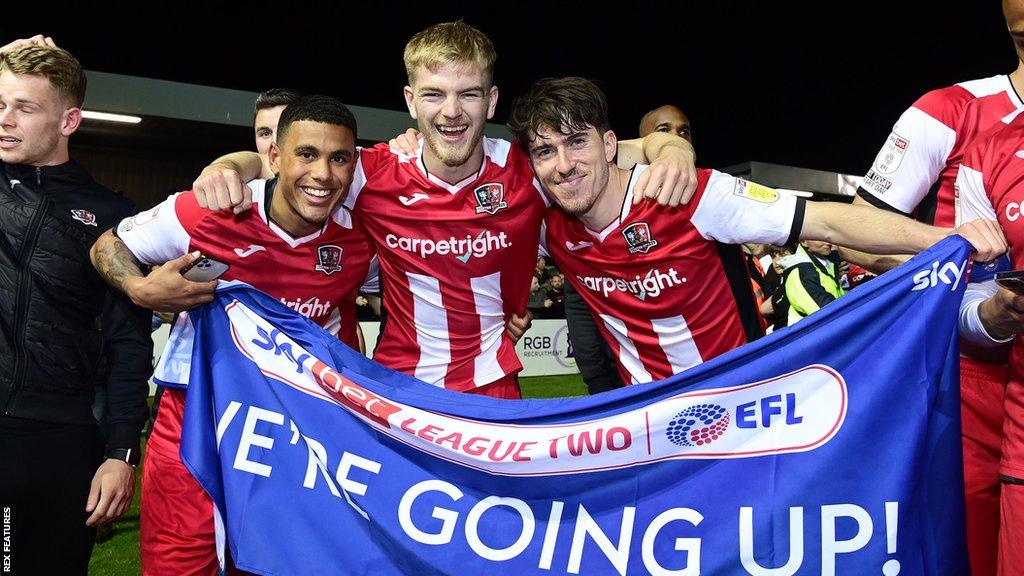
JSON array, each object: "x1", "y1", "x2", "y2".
[
  {"x1": 253, "y1": 87, "x2": 302, "y2": 158},
  {"x1": 0, "y1": 36, "x2": 152, "y2": 574},
  {"x1": 638, "y1": 104, "x2": 692, "y2": 142},
  {"x1": 543, "y1": 273, "x2": 567, "y2": 318},
  {"x1": 783, "y1": 241, "x2": 845, "y2": 324}
]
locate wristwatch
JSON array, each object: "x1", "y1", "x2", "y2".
[{"x1": 105, "y1": 447, "x2": 141, "y2": 467}]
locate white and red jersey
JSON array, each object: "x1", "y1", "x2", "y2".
[
  {"x1": 859, "y1": 74, "x2": 1022, "y2": 226},
  {"x1": 344, "y1": 138, "x2": 546, "y2": 391},
  {"x1": 543, "y1": 166, "x2": 802, "y2": 385},
  {"x1": 117, "y1": 179, "x2": 375, "y2": 385},
  {"x1": 955, "y1": 110, "x2": 1024, "y2": 377}
]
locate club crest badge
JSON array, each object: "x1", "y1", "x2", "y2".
[
  {"x1": 314, "y1": 244, "x2": 343, "y2": 275},
  {"x1": 71, "y1": 209, "x2": 98, "y2": 227},
  {"x1": 473, "y1": 183, "x2": 508, "y2": 215},
  {"x1": 622, "y1": 222, "x2": 658, "y2": 254}
]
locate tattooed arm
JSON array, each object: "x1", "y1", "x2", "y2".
[{"x1": 90, "y1": 228, "x2": 217, "y2": 312}]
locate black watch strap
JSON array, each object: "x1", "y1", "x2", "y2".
[{"x1": 105, "y1": 447, "x2": 140, "y2": 467}]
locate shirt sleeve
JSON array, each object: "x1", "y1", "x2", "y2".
[
  {"x1": 115, "y1": 192, "x2": 193, "y2": 265},
  {"x1": 955, "y1": 163, "x2": 998, "y2": 225},
  {"x1": 959, "y1": 279, "x2": 1015, "y2": 346},
  {"x1": 690, "y1": 170, "x2": 800, "y2": 245},
  {"x1": 857, "y1": 103, "x2": 957, "y2": 214}
]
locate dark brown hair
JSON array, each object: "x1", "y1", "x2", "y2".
[{"x1": 507, "y1": 77, "x2": 610, "y2": 145}]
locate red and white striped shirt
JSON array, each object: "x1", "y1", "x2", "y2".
[
  {"x1": 117, "y1": 179, "x2": 374, "y2": 385},
  {"x1": 345, "y1": 138, "x2": 546, "y2": 391},
  {"x1": 543, "y1": 166, "x2": 801, "y2": 384},
  {"x1": 955, "y1": 110, "x2": 1024, "y2": 379}
]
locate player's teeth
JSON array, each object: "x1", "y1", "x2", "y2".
[{"x1": 302, "y1": 187, "x2": 331, "y2": 197}]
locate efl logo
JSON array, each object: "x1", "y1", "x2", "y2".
[
  {"x1": 874, "y1": 131, "x2": 910, "y2": 175},
  {"x1": 911, "y1": 259, "x2": 966, "y2": 291},
  {"x1": 666, "y1": 404, "x2": 730, "y2": 447},
  {"x1": 648, "y1": 365, "x2": 846, "y2": 461}
]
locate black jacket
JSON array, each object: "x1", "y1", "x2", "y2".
[{"x1": 0, "y1": 159, "x2": 152, "y2": 451}]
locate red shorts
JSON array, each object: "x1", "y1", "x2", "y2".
[
  {"x1": 140, "y1": 389, "x2": 219, "y2": 576},
  {"x1": 999, "y1": 376, "x2": 1024, "y2": 575},
  {"x1": 960, "y1": 357, "x2": 1008, "y2": 576},
  {"x1": 467, "y1": 372, "x2": 522, "y2": 399},
  {"x1": 999, "y1": 480, "x2": 1024, "y2": 576}
]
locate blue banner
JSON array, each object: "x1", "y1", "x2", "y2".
[{"x1": 181, "y1": 237, "x2": 974, "y2": 576}]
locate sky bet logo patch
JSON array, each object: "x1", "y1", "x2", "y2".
[{"x1": 667, "y1": 404, "x2": 730, "y2": 447}]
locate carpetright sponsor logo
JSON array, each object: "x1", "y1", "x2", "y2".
[
  {"x1": 385, "y1": 230, "x2": 511, "y2": 262},
  {"x1": 577, "y1": 267, "x2": 685, "y2": 301},
  {"x1": 280, "y1": 296, "x2": 333, "y2": 319}
]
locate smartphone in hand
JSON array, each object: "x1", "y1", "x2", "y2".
[
  {"x1": 180, "y1": 254, "x2": 230, "y2": 282},
  {"x1": 995, "y1": 270, "x2": 1024, "y2": 296}
]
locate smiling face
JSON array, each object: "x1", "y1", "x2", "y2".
[
  {"x1": 404, "y1": 61, "x2": 497, "y2": 175},
  {"x1": 526, "y1": 123, "x2": 617, "y2": 218},
  {"x1": 268, "y1": 120, "x2": 356, "y2": 237},
  {"x1": 0, "y1": 70, "x2": 78, "y2": 166}
]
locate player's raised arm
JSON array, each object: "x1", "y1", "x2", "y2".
[
  {"x1": 628, "y1": 132, "x2": 697, "y2": 207},
  {"x1": 834, "y1": 195, "x2": 915, "y2": 274},
  {"x1": 800, "y1": 200, "x2": 1007, "y2": 262},
  {"x1": 192, "y1": 151, "x2": 269, "y2": 213}
]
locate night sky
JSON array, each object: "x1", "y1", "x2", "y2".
[{"x1": 3, "y1": 2, "x2": 1014, "y2": 175}]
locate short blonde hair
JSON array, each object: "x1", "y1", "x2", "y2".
[
  {"x1": 0, "y1": 45, "x2": 87, "y2": 108},
  {"x1": 403, "y1": 21, "x2": 496, "y2": 87}
]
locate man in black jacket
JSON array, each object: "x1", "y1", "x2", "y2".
[{"x1": 0, "y1": 36, "x2": 151, "y2": 574}]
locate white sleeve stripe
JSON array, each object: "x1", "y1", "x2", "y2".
[{"x1": 955, "y1": 165, "x2": 998, "y2": 225}]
